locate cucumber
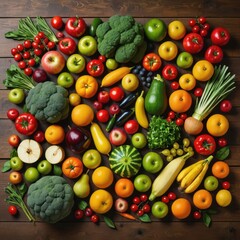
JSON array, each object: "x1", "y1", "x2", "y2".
[
  {"x1": 119, "y1": 91, "x2": 139, "y2": 109},
  {"x1": 89, "y1": 18, "x2": 103, "y2": 36},
  {"x1": 144, "y1": 74, "x2": 167, "y2": 115},
  {"x1": 109, "y1": 145, "x2": 142, "y2": 178}
]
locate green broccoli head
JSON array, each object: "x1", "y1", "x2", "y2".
[
  {"x1": 96, "y1": 15, "x2": 145, "y2": 63},
  {"x1": 25, "y1": 81, "x2": 69, "y2": 123},
  {"x1": 27, "y1": 176, "x2": 74, "y2": 224}
]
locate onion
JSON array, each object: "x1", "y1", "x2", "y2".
[{"x1": 184, "y1": 116, "x2": 203, "y2": 135}]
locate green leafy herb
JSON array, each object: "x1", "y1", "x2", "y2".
[
  {"x1": 10, "y1": 149, "x2": 18, "y2": 158},
  {"x1": 1, "y1": 160, "x2": 11, "y2": 173},
  {"x1": 138, "y1": 213, "x2": 151, "y2": 223},
  {"x1": 103, "y1": 216, "x2": 116, "y2": 229},
  {"x1": 147, "y1": 116, "x2": 181, "y2": 149},
  {"x1": 78, "y1": 200, "x2": 88, "y2": 211},
  {"x1": 216, "y1": 146, "x2": 230, "y2": 160},
  {"x1": 202, "y1": 212, "x2": 212, "y2": 227}
]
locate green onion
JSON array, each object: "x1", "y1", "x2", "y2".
[
  {"x1": 193, "y1": 65, "x2": 236, "y2": 121},
  {"x1": 4, "y1": 65, "x2": 36, "y2": 91}
]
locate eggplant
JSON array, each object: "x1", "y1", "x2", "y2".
[
  {"x1": 119, "y1": 91, "x2": 139, "y2": 109},
  {"x1": 115, "y1": 109, "x2": 135, "y2": 126}
]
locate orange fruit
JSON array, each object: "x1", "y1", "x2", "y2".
[
  {"x1": 216, "y1": 189, "x2": 232, "y2": 207},
  {"x1": 212, "y1": 161, "x2": 230, "y2": 179},
  {"x1": 206, "y1": 114, "x2": 229, "y2": 137},
  {"x1": 193, "y1": 189, "x2": 212, "y2": 210},
  {"x1": 45, "y1": 125, "x2": 65, "y2": 144},
  {"x1": 169, "y1": 89, "x2": 192, "y2": 113},
  {"x1": 69, "y1": 93, "x2": 81, "y2": 106},
  {"x1": 89, "y1": 189, "x2": 113, "y2": 214},
  {"x1": 179, "y1": 73, "x2": 196, "y2": 91},
  {"x1": 114, "y1": 178, "x2": 134, "y2": 198},
  {"x1": 71, "y1": 104, "x2": 94, "y2": 127},
  {"x1": 192, "y1": 60, "x2": 214, "y2": 82},
  {"x1": 92, "y1": 166, "x2": 114, "y2": 188},
  {"x1": 171, "y1": 198, "x2": 191, "y2": 219}
]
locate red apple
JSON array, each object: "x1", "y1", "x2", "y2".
[
  {"x1": 109, "y1": 128, "x2": 127, "y2": 146},
  {"x1": 97, "y1": 90, "x2": 110, "y2": 104},
  {"x1": 114, "y1": 197, "x2": 129, "y2": 213},
  {"x1": 41, "y1": 50, "x2": 65, "y2": 74},
  {"x1": 109, "y1": 103, "x2": 120, "y2": 115}
]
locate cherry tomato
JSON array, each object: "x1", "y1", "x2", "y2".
[
  {"x1": 47, "y1": 41, "x2": 56, "y2": 50},
  {"x1": 137, "y1": 209, "x2": 144, "y2": 216},
  {"x1": 34, "y1": 36, "x2": 41, "y2": 44},
  {"x1": 93, "y1": 101, "x2": 103, "y2": 111},
  {"x1": 8, "y1": 205, "x2": 18, "y2": 216},
  {"x1": 74, "y1": 209, "x2": 84, "y2": 219},
  {"x1": 37, "y1": 31, "x2": 45, "y2": 39},
  {"x1": 96, "y1": 109, "x2": 110, "y2": 123},
  {"x1": 132, "y1": 196, "x2": 141, "y2": 204},
  {"x1": 193, "y1": 210, "x2": 202, "y2": 219},
  {"x1": 34, "y1": 130, "x2": 45, "y2": 143},
  {"x1": 171, "y1": 81, "x2": 179, "y2": 90},
  {"x1": 28, "y1": 58, "x2": 36, "y2": 67},
  {"x1": 168, "y1": 192, "x2": 176, "y2": 201},
  {"x1": 168, "y1": 111, "x2": 176, "y2": 120},
  {"x1": 23, "y1": 40, "x2": 32, "y2": 49},
  {"x1": 91, "y1": 214, "x2": 99, "y2": 223},
  {"x1": 24, "y1": 67, "x2": 33, "y2": 76},
  {"x1": 7, "y1": 108, "x2": 19, "y2": 120},
  {"x1": 109, "y1": 87, "x2": 125, "y2": 102},
  {"x1": 198, "y1": 16, "x2": 206, "y2": 24},
  {"x1": 51, "y1": 16, "x2": 64, "y2": 30},
  {"x1": 161, "y1": 195, "x2": 170, "y2": 203},
  {"x1": 14, "y1": 53, "x2": 22, "y2": 62},
  {"x1": 220, "y1": 100, "x2": 232, "y2": 113},
  {"x1": 18, "y1": 61, "x2": 26, "y2": 69},
  {"x1": 140, "y1": 194, "x2": 148, "y2": 202},
  {"x1": 194, "y1": 87, "x2": 203, "y2": 97},
  {"x1": 200, "y1": 29, "x2": 208, "y2": 37},
  {"x1": 192, "y1": 25, "x2": 200, "y2": 33},
  {"x1": 218, "y1": 137, "x2": 228, "y2": 147},
  {"x1": 130, "y1": 204, "x2": 139, "y2": 212},
  {"x1": 142, "y1": 53, "x2": 162, "y2": 71},
  {"x1": 17, "y1": 44, "x2": 24, "y2": 52},
  {"x1": 32, "y1": 41, "x2": 39, "y2": 49},
  {"x1": 34, "y1": 48, "x2": 43, "y2": 56},
  {"x1": 142, "y1": 204, "x2": 151, "y2": 213},
  {"x1": 8, "y1": 134, "x2": 21, "y2": 147},
  {"x1": 11, "y1": 48, "x2": 18, "y2": 56},
  {"x1": 56, "y1": 32, "x2": 65, "y2": 39},
  {"x1": 188, "y1": 19, "x2": 196, "y2": 27},
  {"x1": 85, "y1": 207, "x2": 93, "y2": 217},
  {"x1": 162, "y1": 64, "x2": 178, "y2": 81},
  {"x1": 124, "y1": 119, "x2": 139, "y2": 135},
  {"x1": 203, "y1": 23, "x2": 210, "y2": 31},
  {"x1": 222, "y1": 181, "x2": 231, "y2": 190},
  {"x1": 180, "y1": 113, "x2": 188, "y2": 120},
  {"x1": 98, "y1": 55, "x2": 106, "y2": 62}
]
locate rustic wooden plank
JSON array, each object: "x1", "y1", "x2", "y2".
[{"x1": 1, "y1": 0, "x2": 240, "y2": 18}]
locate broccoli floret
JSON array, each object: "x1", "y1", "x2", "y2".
[
  {"x1": 25, "y1": 81, "x2": 69, "y2": 123},
  {"x1": 96, "y1": 15, "x2": 145, "y2": 63},
  {"x1": 27, "y1": 176, "x2": 74, "y2": 224}
]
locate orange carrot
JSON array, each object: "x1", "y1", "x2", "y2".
[{"x1": 116, "y1": 212, "x2": 137, "y2": 221}]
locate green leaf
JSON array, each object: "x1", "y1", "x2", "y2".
[
  {"x1": 139, "y1": 213, "x2": 151, "y2": 223},
  {"x1": 78, "y1": 200, "x2": 88, "y2": 210},
  {"x1": 10, "y1": 149, "x2": 18, "y2": 158},
  {"x1": 1, "y1": 160, "x2": 11, "y2": 173},
  {"x1": 203, "y1": 212, "x2": 212, "y2": 228},
  {"x1": 103, "y1": 216, "x2": 116, "y2": 229},
  {"x1": 215, "y1": 146, "x2": 230, "y2": 160},
  {"x1": 18, "y1": 183, "x2": 27, "y2": 197}
]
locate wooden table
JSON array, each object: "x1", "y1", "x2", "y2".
[{"x1": 0, "y1": 1, "x2": 239, "y2": 239}]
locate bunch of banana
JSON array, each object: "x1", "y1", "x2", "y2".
[{"x1": 177, "y1": 155, "x2": 214, "y2": 193}]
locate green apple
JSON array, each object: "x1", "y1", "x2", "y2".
[
  {"x1": 131, "y1": 132, "x2": 147, "y2": 149},
  {"x1": 151, "y1": 201, "x2": 169, "y2": 219},
  {"x1": 82, "y1": 149, "x2": 102, "y2": 169},
  {"x1": 10, "y1": 156, "x2": 24, "y2": 171},
  {"x1": 24, "y1": 167, "x2": 40, "y2": 183},
  {"x1": 67, "y1": 54, "x2": 85, "y2": 74},
  {"x1": 78, "y1": 35, "x2": 97, "y2": 56},
  {"x1": 142, "y1": 152, "x2": 163, "y2": 174},
  {"x1": 57, "y1": 72, "x2": 74, "y2": 88},
  {"x1": 144, "y1": 18, "x2": 167, "y2": 42},
  {"x1": 204, "y1": 175, "x2": 219, "y2": 191},
  {"x1": 176, "y1": 51, "x2": 193, "y2": 69},
  {"x1": 37, "y1": 160, "x2": 52, "y2": 175},
  {"x1": 134, "y1": 174, "x2": 152, "y2": 192},
  {"x1": 106, "y1": 58, "x2": 118, "y2": 70},
  {"x1": 8, "y1": 88, "x2": 25, "y2": 104}
]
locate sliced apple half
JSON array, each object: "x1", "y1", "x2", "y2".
[
  {"x1": 45, "y1": 145, "x2": 65, "y2": 164},
  {"x1": 17, "y1": 139, "x2": 43, "y2": 164}
]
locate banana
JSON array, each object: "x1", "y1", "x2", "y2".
[
  {"x1": 184, "y1": 155, "x2": 214, "y2": 193},
  {"x1": 180, "y1": 161, "x2": 204, "y2": 189},
  {"x1": 135, "y1": 90, "x2": 149, "y2": 129},
  {"x1": 177, "y1": 159, "x2": 205, "y2": 182}
]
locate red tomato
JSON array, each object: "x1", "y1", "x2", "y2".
[
  {"x1": 162, "y1": 64, "x2": 178, "y2": 80},
  {"x1": 109, "y1": 87, "x2": 125, "y2": 102},
  {"x1": 23, "y1": 40, "x2": 32, "y2": 49},
  {"x1": 7, "y1": 108, "x2": 19, "y2": 120},
  {"x1": 170, "y1": 81, "x2": 179, "y2": 90},
  {"x1": 220, "y1": 100, "x2": 232, "y2": 113},
  {"x1": 211, "y1": 27, "x2": 230, "y2": 46},
  {"x1": 62, "y1": 157, "x2": 83, "y2": 179},
  {"x1": 8, "y1": 205, "x2": 18, "y2": 216},
  {"x1": 15, "y1": 113, "x2": 38, "y2": 136},
  {"x1": 124, "y1": 119, "x2": 139, "y2": 135},
  {"x1": 51, "y1": 16, "x2": 64, "y2": 30},
  {"x1": 8, "y1": 134, "x2": 21, "y2": 147},
  {"x1": 183, "y1": 33, "x2": 204, "y2": 54},
  {"x1": 59, "y1": 37, "x2": 77, "y2": 55},
  {"x1": 194, "y1": 134, "x2": 216, "y2": 155},
  {"x1": 218, "y1": 137, "x2": 228, "y2": 147},
  {"x1": 86, "y1": 59, "x2": 104, "y2": 77},
  {"x1": 194, "y1": 87, "x2": 203, "y2": 97},
  {"x1": 33, "y1": 130, "x2": 45, "y2": 143},
  {"x1": 142, "y1": 53, "x2": 162, "y2": 71},
  {"x1": 96, "y1": 109, "x2": 110, "y2": 123},
  {"x1": 204, "y1": 45, "x2": 223, "y2": 64},
  {"x1": 65, "y1": 17, "x2": 86, "y2": 38}
]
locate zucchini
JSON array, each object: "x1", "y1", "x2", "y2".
[
  {"x1": 115, "y1": 109, "x2": 135, "y2": 126},
  {"x1": 119, "y1": 91, "x2": 139, "y2": 109}
]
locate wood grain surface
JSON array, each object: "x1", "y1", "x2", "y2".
[{"x1": 0, "y1": 1, "x2": 239, "y2": 240}]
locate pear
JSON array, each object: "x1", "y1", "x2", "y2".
[{"x1": 73, "y1": 173, "x2": 90, "y2": 198}]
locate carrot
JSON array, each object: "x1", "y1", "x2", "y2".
[{"x1": 116, "y1": 212, "x2": 137, "y2": 221}]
